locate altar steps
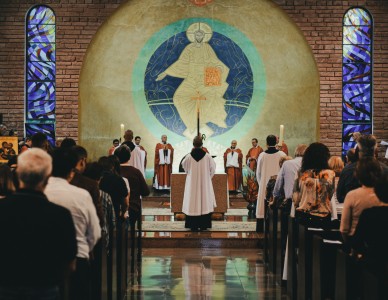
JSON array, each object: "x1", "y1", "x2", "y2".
[{"x1": 139, "y1": 193, "x2": 262, "y2": 248}]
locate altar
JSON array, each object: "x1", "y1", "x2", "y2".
[{"x1": 170, "y1": 173, "x2": 229, "y2": 214}]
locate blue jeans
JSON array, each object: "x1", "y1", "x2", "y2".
[{"x1": 0, "y1": 286, "x2": 59, "y2": 300}]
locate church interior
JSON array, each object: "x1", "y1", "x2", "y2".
[{"x1": 0, "y1": 0, "x2": 387, "y2": 299}]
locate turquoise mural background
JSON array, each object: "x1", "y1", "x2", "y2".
[{"x1": 132, "y1": 18, "x2": 266, "y2": 146}]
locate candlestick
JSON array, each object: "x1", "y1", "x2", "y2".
[
  {"x1": 120, "y1": 124, "x2": 124, "y2": 142},
  {"x1": 279, "y1": 125, "x2": 284, "y2": 145}
]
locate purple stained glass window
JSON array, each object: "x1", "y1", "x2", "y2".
[
  {"x1": 342, "y1": 8, "x2": 372, "y2": 158},
  {"x1": 342, "y1": 124, "x2": 372, "y2": 156},
  {"x1": 343, "y1": 64, "x2": 371, "y2": 82},
  {"x1": 26, "y1": 5, "x2": 56, "y2": 142},
  {"x1": 25, "y1": 123, "x2": 56, "y2": 147}
]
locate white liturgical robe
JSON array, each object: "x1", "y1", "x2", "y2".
[
  {"x1": 182, "y1": 151, "x2": 217, "y2": 216},
  {"x1": 128, "y1": 146, "x2": 145, "y2": 178},
  {"x1": 256, "y1": 149, "x2": 286, "y2": 218}
]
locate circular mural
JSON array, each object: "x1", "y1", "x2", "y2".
[{"x1": 143, "y1": 22, "x2": 254, "y2": 138}]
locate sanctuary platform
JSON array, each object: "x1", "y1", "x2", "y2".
[{"x1": 140, "y1": 189, "x2": 261, "y2": 249}]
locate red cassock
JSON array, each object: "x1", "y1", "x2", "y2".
[
  {"x1": 223, "y1": 148, "x2": 243, "y2": 191},
  {"x1": 246, "y1": 146, "x2": 263, "y2": 173},
  {"x1": 153, "y1": 143, "x2": 174, "y2": 189}
]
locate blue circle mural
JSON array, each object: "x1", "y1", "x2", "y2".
[{"x1": 144, "y1": 22, "x2": 254, "y2": 138}]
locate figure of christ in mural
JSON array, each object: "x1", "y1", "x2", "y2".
[{"x1": 156, "y1": 22, "x2": 229, "y2": 139}]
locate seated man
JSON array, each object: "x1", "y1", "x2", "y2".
[
  {"x1": 0, "y1": 148, "x2": 77, "y2": 299},
  {"x1": 45, "y1": 147, "x2": 101, "y2": 300}
]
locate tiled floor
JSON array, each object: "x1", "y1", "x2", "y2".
[{"x1": 125, "y1": 248, "x2": 285, "y2": 300}]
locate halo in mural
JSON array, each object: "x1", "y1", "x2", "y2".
[{"x1": 144, "y1": 21, "x2": 253, "y2": 138}]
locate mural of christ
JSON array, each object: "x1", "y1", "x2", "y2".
[{"x1": 156, "y1": 22, "x2": 229, "y2": 139}]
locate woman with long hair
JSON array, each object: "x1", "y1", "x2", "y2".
[{"x1": 292, "y1": 142, "x2": 336, "y2": 228}]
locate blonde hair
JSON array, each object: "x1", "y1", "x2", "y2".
[
  {"x1": 328, "y1": 156, "x2": 344, "y2": 176},
  {"x1": 279, "y1": 156, "x2": 292, "y2": 168}
]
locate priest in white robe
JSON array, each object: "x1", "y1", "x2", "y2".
[
  {"x1": 256, "y1": 135, "x2": 286, "y2": 231},
  {"x1": 128, "y1": 146, "x2": 145, "y2": 178},
  {"x1": 182, "y1": 136, "x2": 216, "y2": 231}
]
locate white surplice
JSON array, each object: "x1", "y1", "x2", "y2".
[
  {"x1": 128, "y1": 146, "x2": 145, "y2": 178},
  {"x1": 256, "y1": 150, "x2": 286, "y2": 218},
  {"x1": 182, "y1": 152, "x2": 217, "y2": 216}
]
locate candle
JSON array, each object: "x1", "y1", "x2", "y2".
[
  {"x1": 279, "y1": 125, "x2": 284, "y2": 145},
  {"x1": 120, "y1": 124, "x2": 124, "y2": 141}
]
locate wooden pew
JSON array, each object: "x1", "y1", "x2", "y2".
[
  {"x1": 263, "y1": 199, "x2": 270, "y2": 264},
  {"x1": 276, "y1": 207, "x2": 287, "y2": 285},
  {"x1": 335, "y1": 249, "x2": 388, "y2": 300},
  {"x1": 116, "y1": 220, "x2": 127, "y2": 300},
  {"x1": 286, "y1": 216, "x2": 297, "y2": 300},
  {"x1": 268, "y1": 206, "x2": 278, "y2": 274},
  {"x1": 297, "y1": 224, "x2": 314, "y2": 300},
  {"x1": 312, "y1": 235, "x2": 341, "y2": 300},
  {"x1": 90, "y1": 239, "x2": 103, "y2": 300}
]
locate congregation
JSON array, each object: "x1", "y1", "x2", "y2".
[{"x1": 0, "y1": 129, "x2": 387, "y2": 299}]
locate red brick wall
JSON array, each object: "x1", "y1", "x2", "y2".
[
  {"x1": 0, "y1": 0, "x2": 121, "y2": 140},
  {"x1": 0, "y1": 0, "x2": 387, "y2": 156},
  {"x1": 273, "y1": 0, "x2": 388, "y2": 156}
]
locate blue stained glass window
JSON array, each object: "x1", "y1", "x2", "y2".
[
  {"x1": 342, "y1": 8, "x2": 372, "y2": 157},
  {"x1": 342, "y1": 124, "x2": 372, "y2": 157},
  {"x1": 25, "y1": 123, "x2": 56, "y2": 146},
  {"x1": 26, "y1": 5, "x2": 56, "y2": 145}
]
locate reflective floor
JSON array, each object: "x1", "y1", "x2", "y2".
[{"x1": 126, "y1": 248, "x2": 285, "y2": 300}]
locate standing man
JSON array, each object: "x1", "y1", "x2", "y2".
[
  {"x1": 0, "y1": 148, "x2": 77, "y2": 299},
  {"x1": 122, "y1": 129, "x2": 135, "y2": 151},
  {"x1": 45, "y1": 147, "x2": 101, "y2": 300},
  {"x1": 135, "y1": 135, "x2": 147, "y2": 172},
  {"x1": 182, "y1": 136, "x2": 216, "y2": 231},
  {"x1": 256, "y1": 135, "x2": 286, "y2": 231},
  {"x1": 153, "y1": 135, "x2": 174, "y2": 190},
  {"x1": 224, "y1": 140, "x2": 243, "y2": 192},
  {"x1": 246, "y1": 138, "x2": 263, "y2": 173},
  {"x1": 70, "y1": 145, "x2": 104, "y2": 226},
  {"x1": 31, "y1": 132, "x2": 49, "y2": 152}
]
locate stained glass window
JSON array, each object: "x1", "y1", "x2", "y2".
[
  {"x1": 342, "y1": 8, "x2": 373, "y2": 157},
  {"x1": 25, "y1": 5, "x2": 56, "y2": 144}
]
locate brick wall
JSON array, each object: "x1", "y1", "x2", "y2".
[
  {"x1": 0, "y1": 0, "x2": 121, "y2": 140},
  {"x1": 0, "y1": 0, "x2": 387, "y2": 156},
  {"x1": 273, "y1": 0, "x2": 388, "y2": 156}
]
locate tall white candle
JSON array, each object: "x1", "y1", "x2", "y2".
[
  {"x1": 120, "y1": 124, "x2": 124, "y2": 140},
  {"x1": 279, "y1": 125, "x2": 284, "y2": 145}
]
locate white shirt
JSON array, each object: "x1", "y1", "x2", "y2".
[
  {"x1": 226, "y1": 149, "x2": 241, "y2": 168},
  {"x1": 273, "y1": 157, "x2": 302, "y2": 199},
  {"x1": 45, "y1": 177, "x2": 101, "y2": 259}
]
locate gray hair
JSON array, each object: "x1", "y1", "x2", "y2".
[{"x1": 17, "y1": 148, "x2": 52, "y2": 188}]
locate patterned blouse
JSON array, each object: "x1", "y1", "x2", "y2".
[{"x1": 293, "y1": 169, "x2": 336, "y2": 217}]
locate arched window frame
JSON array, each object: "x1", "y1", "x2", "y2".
[
  {"x1": 25, "y1": 5, "x2": 56, "y2": 146},
  {"x1": 342, "y1": 7, "x2": 373, "y2": 157}
]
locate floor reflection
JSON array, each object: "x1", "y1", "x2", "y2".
[{"x1": 126, "y1": 248, "x2": 284, "y2": 300}]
